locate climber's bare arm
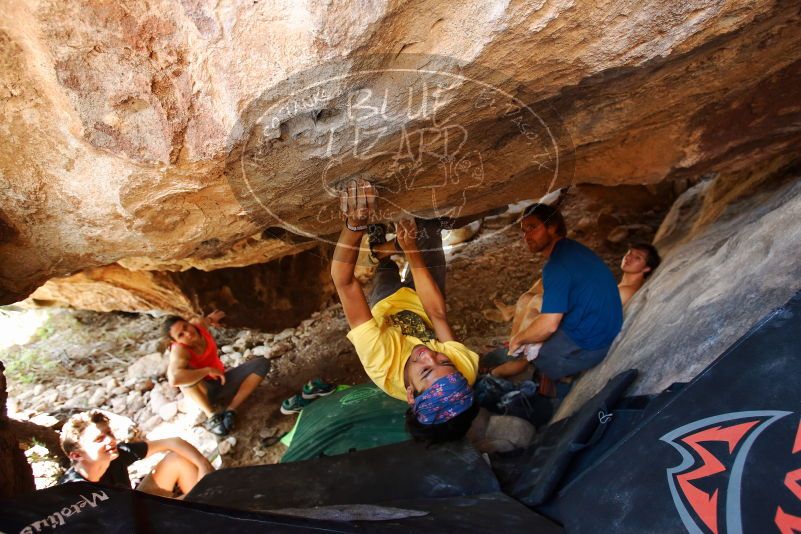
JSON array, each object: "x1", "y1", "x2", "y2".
[
  {"x1": 509, "y1": 312, "x2": 563, "y2": 353},
  {"x1": 189, "y1": 310, "x2": 225, "y2": 330},
  {"x1": 396, "y1": 219, "x2": 456, "y2": 343},
  {"x1": 531, "y1": 278, "x2": 543, "y2": 295},
  {"x1": 331, "y1": 179, "x2": 377, "y2": 329},
  {"x1": 167, "y1": 345, "x2": 223, "y2": 387}
]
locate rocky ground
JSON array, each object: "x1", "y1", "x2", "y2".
[{"x1": 2, "y1": 186, "x2": 669, "y2": 489}]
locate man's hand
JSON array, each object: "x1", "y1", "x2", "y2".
[
  {"x1": 332, "y1": 177, "x2": 378, "y2": 330},
  {"x1": 206, "y1": 368, "x2": 225, "y2": 385},
  {"x1": 339, "y1": 178, "x2": 376, "y2": 228},
  {"x1": 206, "y1": 310, "x2": 225, "y2": 327},
  {"x1": 395, "y1": 218, "x2": 419, "y2": 253}
]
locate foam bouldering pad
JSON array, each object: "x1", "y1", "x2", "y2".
[
  {"x1": 490, "y1": 368, "x2": 638, "y2": 506},
  {"x1": 188, "y1": 439, "x2": 500, "y2": 511},
  {"x1": 281, "y1": 383, "x2": 410, "y2": 463},
  {"x1": 0, "y1": 484, "x2": 561, "y2": 533},
  {"x1": 0, "y1": 482, "x2": 348, "y2": 533},
  {"x1": 266, "y1": 493, "x2": 562, "y2": 532},
  {"x1": 346, "y1": 492, "x2": 564, "y2": 532},
  {"x1": 552, "y1": 290, "x2": 801, "y2": 533}
]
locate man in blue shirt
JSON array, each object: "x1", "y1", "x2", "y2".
[{"x1": 509, "y1": 203, "x2": 623, "y2": 380}]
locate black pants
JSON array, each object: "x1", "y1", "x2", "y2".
[
  {"x1": 368, "y1": 219, "x2": 447, "y2": 308},
  {"x1": 203, "y1": 357, "x2": 270, "y2": 404}
]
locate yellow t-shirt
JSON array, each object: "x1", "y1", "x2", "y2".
[{"x1": 346, "y1": 287, "x2": 479, "y2": 401}]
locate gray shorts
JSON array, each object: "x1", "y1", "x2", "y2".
[
  {"x1": 203, "y1": 357, "x2": 270, "y2": 404},
  {"x1": 535, "y1": 329, "x2": 611, "y2": 381}
]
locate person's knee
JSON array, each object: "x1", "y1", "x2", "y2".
[
  {"x1": 180, "y1": 383, "x2": 209, "y2": 398},
  {"x1": 251, "y1": 357, "x2": 270, "y2": 378},
  {"x1": 533, "y1": 352, "x2": 564, "y2": 381},
  {"x1": 150, "y1": 453, "x2": 181, "y2": 489}
]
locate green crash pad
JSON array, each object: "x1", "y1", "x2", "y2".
[{"x1": 281, "y1": 383, "x2": 411, "y2": 463}]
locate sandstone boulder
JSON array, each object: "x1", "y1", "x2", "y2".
[
  {"x1": 0, "y1": 1, "x2": 799, "y2": 328},
  {"x1": 251, "y1": 346, "x2": 269, "y2": 357},
  {"x1": 148, "y1": 386, "x2": 169, "y2": 414},
  {"x1": 127, "y1": 352, "x2": 168, "y2": 380},
  {"x1": 157, "y1": 402, "x2": 179, "y2": 422},
  {"x1": 87, "y1": 388, "x2": 108, "y2": 408}
]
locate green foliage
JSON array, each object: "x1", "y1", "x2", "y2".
[
  {"x1": 33, "y1": 322, "x2": 56, "y2": 341},
  {"x1": 2, "y1": 348, "x2": 58, "y2": 384}
]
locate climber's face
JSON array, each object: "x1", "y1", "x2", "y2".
[
  {"x1": 169, "y1": 320, "x2": 199, "y2": 345},
  {"x1": 404, "y1": 345, "x2": 458, "y2": 401},
  {"x1": 521, "y1": 215, "x2": 559, "y2": 254}
]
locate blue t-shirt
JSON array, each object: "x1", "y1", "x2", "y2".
[{"x1": 540, "y1": 239, "x2": 623, "y2": 350}]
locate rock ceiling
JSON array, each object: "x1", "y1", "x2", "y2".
[{"x1": 1, "y1": 0, "x2": 799, "y2": 305}]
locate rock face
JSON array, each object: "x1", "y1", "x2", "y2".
[
  {"x1": 556, "y1": 160, "x2": 801, "y2": 419},
  {"x1": 0, "y1": 362, "x2": 35, "y2": 497},
  {"x1": 1, "y1": 0, "x2": 800, "y2": 314},
  {"x1": 31, "y1": 246, "x2": 336, "y2": 330}
]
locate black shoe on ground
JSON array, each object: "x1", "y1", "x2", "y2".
[
  {"x1": 205, "y1": 412, "x2": 228, "y2": 436},
  {"x1": 222, "y1": 410, "x2": 236, "y2": 433}
]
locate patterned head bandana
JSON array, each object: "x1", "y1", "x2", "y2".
[{"x1": 413, "y1": 373, "x2": 474, "y2": 425}]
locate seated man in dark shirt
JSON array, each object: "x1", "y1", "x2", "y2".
[
  {"x1": 59, "y1": 410, "x2": 213, "y2": 498},
  {"x1": 508, "y1": 203, "x2": 623, "y2": 382}
]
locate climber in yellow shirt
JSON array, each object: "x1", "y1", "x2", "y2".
[{"x1": 331, "y1": 178, "x2": 479, "y2": 443}]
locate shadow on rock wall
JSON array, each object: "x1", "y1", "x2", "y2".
[{"x1": 29, "y1": 247, "x2": 335, "y2": 332}]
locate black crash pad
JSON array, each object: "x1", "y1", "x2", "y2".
[
  {"x1": 187, "y1": 439, "x2": 499, "y2": 510},
  {"x1": 490, "y1": 368, "x2": 638, "y2": 506},
  {"x1": 553, "y1": 290, "x2": 801, "y2": 533},
  {"x1": 1, "y1": 421, "x2": 562, "y2": 533},
  {"x1": 0, "y1": 482, "x2": 348, "y2": 533},
  {"x1": 0, "y1": 482, "x2": 561, "y2": 533}
]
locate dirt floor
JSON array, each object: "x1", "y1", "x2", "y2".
[{"x1": 1, "y1": 185, "x2": 669, "y2": 488}]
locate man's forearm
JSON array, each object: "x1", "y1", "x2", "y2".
[
  {"x1": 170, "y1": 367, "x2": 211, "y2": 387},
  {"x1": 331, "y1": 227, "x2": 363, "y2": 287},
  {"x1": 513, "y1": 314, "x2": 558, "y2": 345},
  {"x1": 331, "y1": 226, "x2": 375, "y2": 328},
  {"x1": 406, "y1": 249, "x2": 447, "y2": 318}
]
